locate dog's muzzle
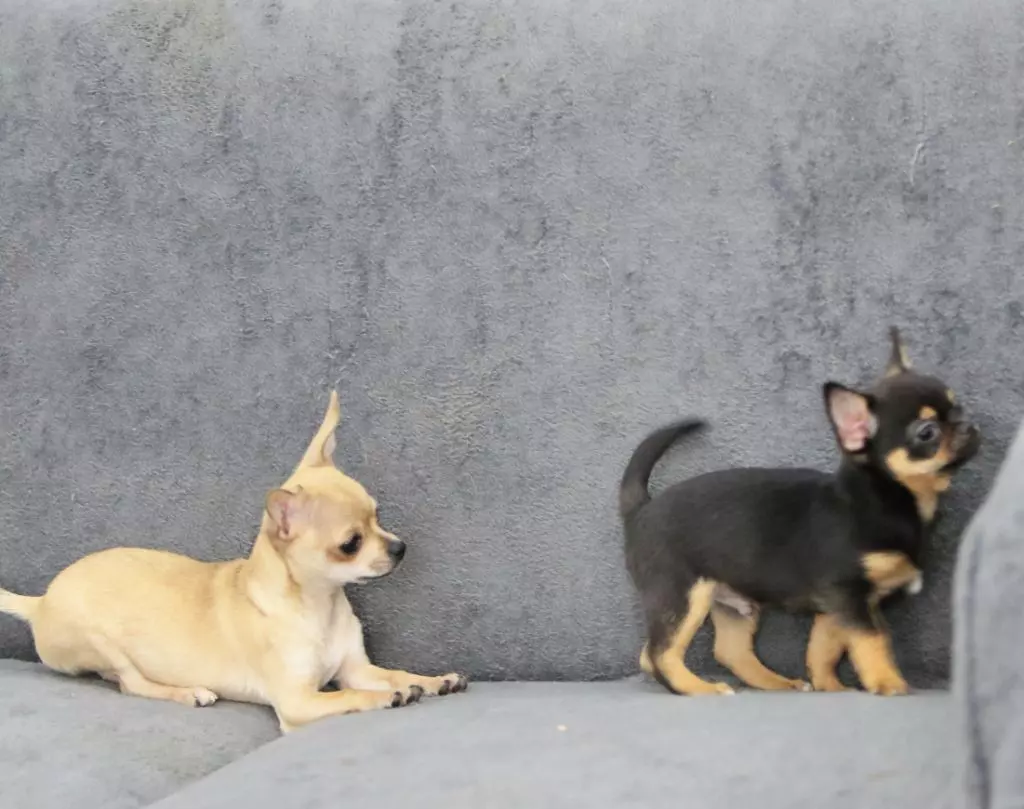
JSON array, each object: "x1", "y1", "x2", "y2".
[{"x1": 948, "y1": 421, "x2": 981, "y2": 467}]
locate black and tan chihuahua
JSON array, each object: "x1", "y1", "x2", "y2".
[{"x1": 622, "y1": 329, "x2": 980, "y2": 696}]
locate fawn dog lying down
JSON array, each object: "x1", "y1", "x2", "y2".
[{"x1": 0, "y1": 392, "x2": 467, "y2": 732}]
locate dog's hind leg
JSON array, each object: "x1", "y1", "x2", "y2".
[
  {"x1": 87, "y1": 635, "x2": 218, "y2": 707},
  {"x1": 648, "y1": 579, "x2": 733, "y2": 696},
  {"x1": 806, "y1": 613, "x2": 851, "y2": 692},
  {"x1": 711, "y1": 607, "x2": 810, "y2": 691},
  {"x1": 115, "y1": 668, "x2": 219, "y2": 707}
]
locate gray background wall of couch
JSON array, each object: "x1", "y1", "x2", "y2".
[{"x1": 1, "y1": 0, "x2": 1022, "y2": 686}]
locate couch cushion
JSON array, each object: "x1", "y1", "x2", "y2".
[
  {"x1": 149, "y1": 681, "x2": 952, "y2": 809},
  {"x1": 0, "y1": 660, "x2": 278, "y2": 809}
]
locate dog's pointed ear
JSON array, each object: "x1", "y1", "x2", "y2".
[
  {"x1": 297, "y1": 390, "x2": 340, "y2": 469},
  {"x1": 824, "y1": 383, "x2": 878, "y2": 453},
  {"x1": 264, "y1": 488, "x2": 308, "y2": 541},
  {"x1": 884, "y1": 327, "x2": 911, "y2": 377}
]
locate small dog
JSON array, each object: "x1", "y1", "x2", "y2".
[
  {"x1": 622, "y1": 329, "x2": 979, "y2": 696},
  {"x1": 0, "y1": 392, "x2": 467, "y2": 732}
]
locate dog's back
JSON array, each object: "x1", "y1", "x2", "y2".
[
  {"x1": 626, "y1": 465, "x2": 855, "y2": 608},
  {"x1": 5, "y1": 548, "x2": 240, "y2": 678}
]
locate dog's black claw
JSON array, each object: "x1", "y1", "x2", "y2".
[
  {"x1": 390, "y1": 691, "x2": 404, "y2": 708},
  {"x1": 439, "y1": 680, "x2": 452, "y2": 696},
  {"x1": 408, "y1": 685, "x2": 424, "y2": 703},
  {"x1": 454, "y1": 675, "x2": 468, "y2": 693}
]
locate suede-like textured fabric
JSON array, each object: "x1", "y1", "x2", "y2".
[
  {"x1": 1, "y1": 0, "x2": 1022, "y2": 684},
  {"x1": 149, "y1": 682, "x2": 954, "y2": 809},
  {"x1": 954, "y1": 420, "x2": 1024, "y2": 809},
  {"x1": 0, "y1": 660, "x2": 278, "y2": 809}
]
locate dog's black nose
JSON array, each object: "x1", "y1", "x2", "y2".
[{"x1": 388, "y1": 540, "x2": 406, "y2": 561}]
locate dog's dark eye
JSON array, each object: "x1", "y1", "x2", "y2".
[
  {"x1": 915, "y1": 422, "x2": 940, "y2": 444},
  {"x1": 339, "y1": 533, "x2": 362, "y2": 555}
]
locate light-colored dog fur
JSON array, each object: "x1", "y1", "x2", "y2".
[{"x1": 0, "y1": 392, "x2": 467, "y2": 732}]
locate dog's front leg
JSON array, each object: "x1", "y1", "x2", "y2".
[
  {"x1": 846, "y1": 626, "x2": 908, "y2": 696},
  {"x1": 272, "y1": 684, "x2": 419, "y2": 734},
  {"x1": 834, "y1": 595, "x2": 908, "y2": 696},
  {"x1": 337, "y1": 648, "x2": 468, "y2": 698}
]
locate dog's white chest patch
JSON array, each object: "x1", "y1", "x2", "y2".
[{"x1": 318, "y1": 597, "x2": 363, "y2": 685}]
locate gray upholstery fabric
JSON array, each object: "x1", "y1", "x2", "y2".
[
  {"x1": 0, "y1": 660, "x2": 278, "y2": 809},
  {"x1": 149, "y1": 682, "x2": 954, "y2": 809},
  {"x1": 954, "y1": 420, "x2": 1024, "y2": 809},
  {"x1": 1, "y1": 0, "x2": 1022, "y2": 685}
]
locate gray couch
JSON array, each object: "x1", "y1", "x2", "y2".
[{"x1": 1, "y1": 0, "x2": 1022, "y2": 806}]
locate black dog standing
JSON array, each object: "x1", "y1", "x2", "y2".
[{"x1": 621, "y1": 329, "x2": 980, "y2": 696}]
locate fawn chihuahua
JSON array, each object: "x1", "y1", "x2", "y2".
[{"x1": 0, "y1": 392, "x2": 467, "y2": 732}]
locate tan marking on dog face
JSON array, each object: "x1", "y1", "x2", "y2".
[
  {"x1": 918, "y1": 406, "x2": 937, "y2": 420},
  {"x1": 885, "y1": 445, "x2": 954, "y2": 522},
  {"x1": 946, "y1": 389, "x2": 955, "y2": 403}
]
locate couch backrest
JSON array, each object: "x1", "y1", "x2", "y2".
[{"x1": 1, "y1": 0, "x2": 1022, "y2": 684}]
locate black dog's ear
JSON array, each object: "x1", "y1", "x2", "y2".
[
  {"x1": 884, "y1": 326, "x2": 911, "y2": 377},
  {"x1": 824, "y1": 383, "x2": 877, "y2": 453}
]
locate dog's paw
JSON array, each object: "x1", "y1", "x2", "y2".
[
  {"x1": 905, "y1": 573, "x2": 923, "y2": 596},
  {"x1": 388, "y1": 685, "x2": 425, "y2": 709},
  {"x1": 690, "y1": 681, "x2": 735, "y2": 696},
  {"x1": 863, "y1": 672, "x2": 909, "y2": 697},
  {"x1": 191, "y1": 687, "x2": 219, "y2": 707},
  {"x1": 811, "y1": 677, "x2": 852, "y2": 693},
  {"x1": 437, "y1": 673, "x2": 469, "y2": 696}
]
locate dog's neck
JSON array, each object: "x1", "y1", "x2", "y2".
[
  {"x1": 241, "y1": 530, "x2": 341, "y2": 619},
  {"x1": 835, "y1": 456, "x2": 943, "y2": 528}
]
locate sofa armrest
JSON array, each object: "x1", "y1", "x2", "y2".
[{"x1": 954, "y1": 421, "x2": 1024, "y2": 809}]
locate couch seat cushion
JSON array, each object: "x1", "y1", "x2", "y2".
[
  {"x1": 0, "y1": 660, "x2": 278, "y2": 809},
  {"x1": 149, "y1": 680, "x2": 952, "y2": 809}
]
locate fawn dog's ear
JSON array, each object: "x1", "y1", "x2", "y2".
[
  {"x1": 297, "y1": 390, "x2": 341, "y2": 469},
  {"x1": 264, "y1": 488, "x2": 310, "y2": 542}
]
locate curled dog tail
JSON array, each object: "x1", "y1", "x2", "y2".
[
  {"x1": 619, "y1": 419, "x2": 707, "y2": 520},
  {"x1": 0, "y1": 588, "x2": 39, "y2": 623}
]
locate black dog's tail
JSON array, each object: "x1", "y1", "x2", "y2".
[{"x1": 619, "y1": 419, "x2": 707, "y2": 520}]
